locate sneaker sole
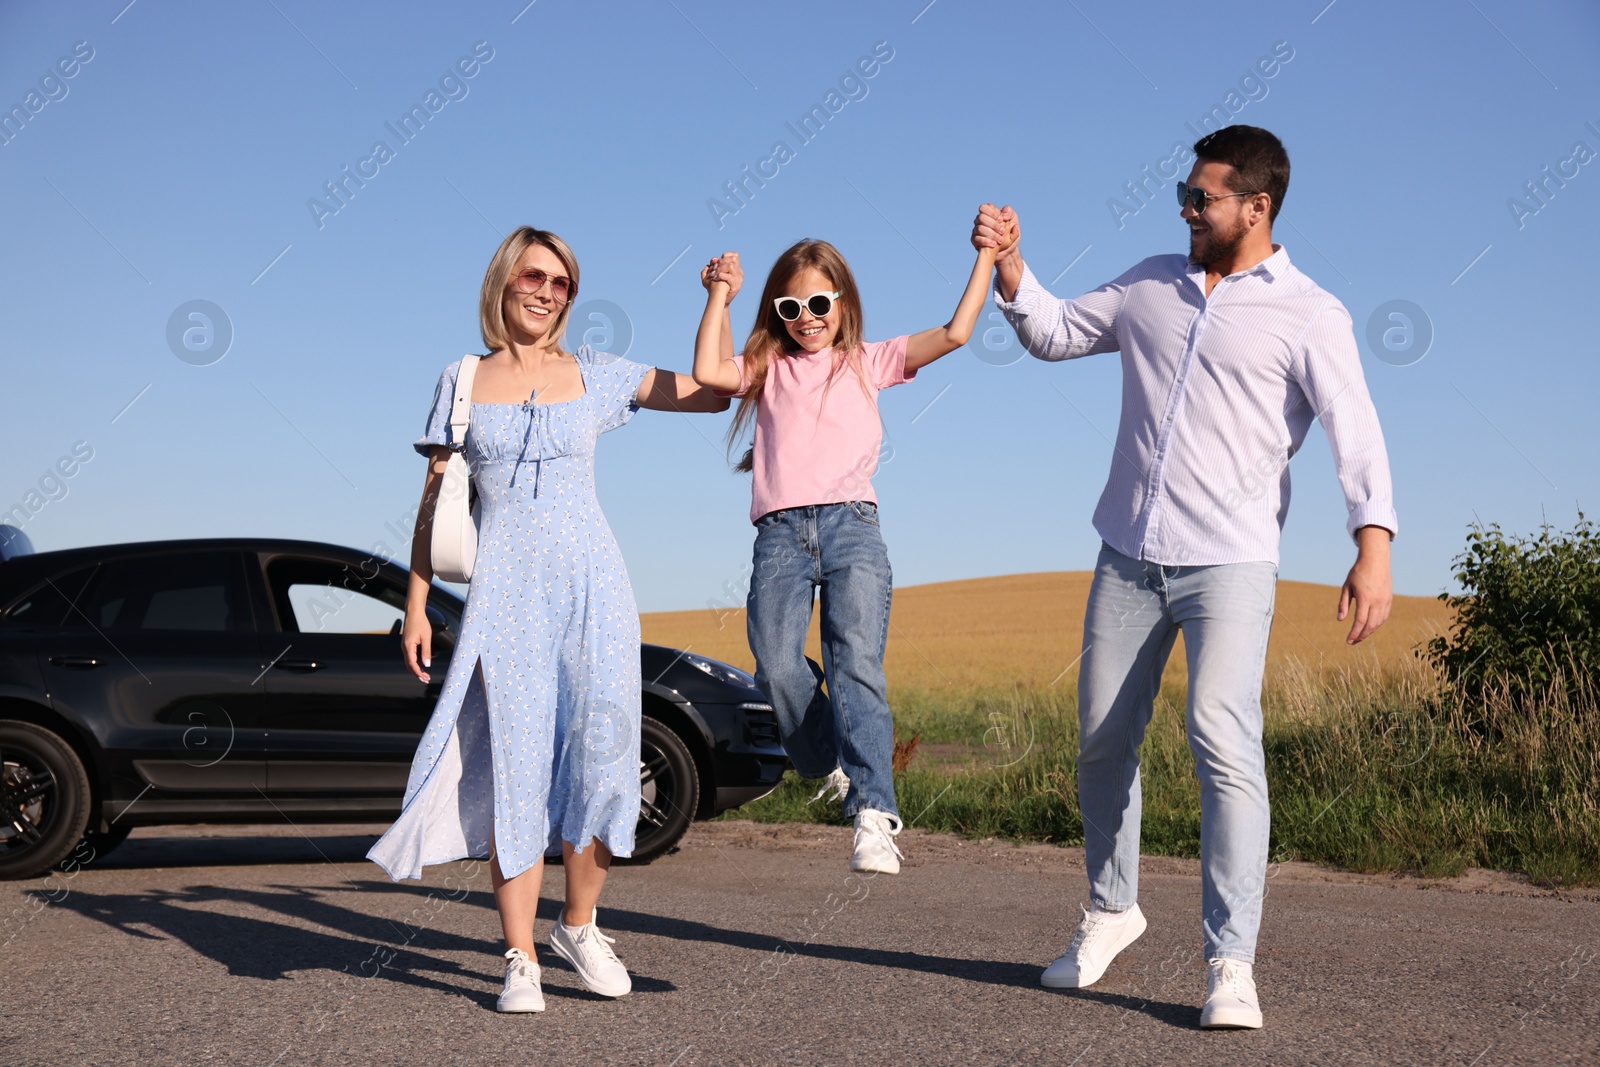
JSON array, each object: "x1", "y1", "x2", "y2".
[
  {"x1": 1040, "y1": 907, "x2": 1148, "y2": 989},
  {"x1": 849, "y1": 854, "x2": 900, "y2": 874},
  {"x1": 496, "y1": 996, "x2": 546, "y2": 1013},
  {"x1": 1200, "y1": 1006, "x2": 1263, "y2": 1029},
  {"x1": 549, "y1": 937, "x2": 632, "y2": 998}
]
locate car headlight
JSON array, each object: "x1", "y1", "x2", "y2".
[{"x1": 681, "y1": 651, "x2": 759, "y2": 690}]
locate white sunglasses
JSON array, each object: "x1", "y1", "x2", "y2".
[{"x1": 773, "y1": 290, "x2": 841, "y2": 322}]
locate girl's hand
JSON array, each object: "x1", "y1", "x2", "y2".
[
  {"x1": 972, "y1": 203, "x2": 1011, "y2": 251},
  {"x1": 973, "y1": 203, "x2": 1020, "y2": 257},
  {"x1": 702, "y1": 252, "x2": 743, "y2": 304},
  {"x1": 401, "y1": 606, "x2": 433, "y2": 683}
]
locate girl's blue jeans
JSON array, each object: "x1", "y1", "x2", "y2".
[{"x1": 746, "y1": 502, "x2": 899, "y2": 818}]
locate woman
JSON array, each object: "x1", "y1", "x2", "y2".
[{"x1": 368, "y1": 226, "x2": 730, "y2": 1013}]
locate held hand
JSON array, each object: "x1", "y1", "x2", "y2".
[
  {"x1": 702, "y1": 252, "x2": 743, "y2": 303},
  {"x1": 971, "y1": 203, "x2": 1011, "y2": 251},
  {"x1": 996, "y1": 205, "x2": 1020, "y2": 262},
  {"x1": 1338, "y1": 530, "x2": 1393, "y2": 645},
  {"x1": 402, "y1": 608, "x2": 433, "y2": 683}
]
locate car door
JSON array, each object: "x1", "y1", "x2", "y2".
[
  {"x1": 255, "y1": 552, "x2": 451, "y2": 800},
  {"x1": 38, "y1": 549, "x2": 268, "y2": 819}
]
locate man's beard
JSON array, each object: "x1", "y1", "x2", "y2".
[{"x1": 1189, "y1": 218, "x2": 1247, "y2": 267}]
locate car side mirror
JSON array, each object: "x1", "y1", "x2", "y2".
[{"x1": 424, "y1": 603, "x2": 449, "y2": 633}]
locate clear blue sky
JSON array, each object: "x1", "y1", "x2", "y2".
[{"x1": 3, "y1": 0, "x2": 1597, "y2": 613}]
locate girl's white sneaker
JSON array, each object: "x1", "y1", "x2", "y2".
[
  {"x1": 850, "y1": 809, "x2": 905, "y2": 874},
  {"x1": 496, "y1": 947, "x2": 545, "y2": 1013}
]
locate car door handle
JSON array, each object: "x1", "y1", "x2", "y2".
[
  {"x1": 275, "y1": 659, "x2": 323, "y2": 672},
  {"x1": 49, "y1": 656, "x2": 101, "y2": 669}
]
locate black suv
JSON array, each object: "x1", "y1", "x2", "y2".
[{"x1": 0, "y1": 536, "x2": 787, "y2": 879}]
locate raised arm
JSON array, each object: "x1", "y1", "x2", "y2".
[
  {"x1": 635, "y1": 367, "x2": 730, "y2": 412},
  {"x1": 974, "y1": 202, "x2": 1024, "y2": 300},
  {"x1": 692, "y1": 251, "x2": 744, "y2": 393},
  {"x1": 903, "y1": 226, "x2": 1000, "y2": 373}
]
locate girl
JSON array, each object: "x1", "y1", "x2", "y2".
[
  {"x1": 369, "y1": 226, "x2": 727, "y2": 1013},
  {"x1": 691, "y1": 224, "x2": 1004, "y2": 873}
]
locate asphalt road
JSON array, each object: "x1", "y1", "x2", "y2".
[{"x1": 3, "y1": 821, "x2": 1596, "y2": 1066}]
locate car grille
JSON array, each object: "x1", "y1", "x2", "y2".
[{"x1": 738, "y1": 702, "x2": 780, "y2": 746}]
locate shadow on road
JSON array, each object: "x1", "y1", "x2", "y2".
[{"x1": 47, "y1": 840, "x2": 1197, "y2": 1029}]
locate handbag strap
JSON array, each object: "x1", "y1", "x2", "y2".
[{"x1": 449, "y1": 355, "x2": 481, "y2": 452}]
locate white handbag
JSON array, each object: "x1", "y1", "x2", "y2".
[{"x1": 429, "y1": 355, "x2": 481, "y2": 584}]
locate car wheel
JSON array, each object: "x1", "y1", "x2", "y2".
[
  {"x1": 628, "y1": 716, "x2": 699, "y2": 864},
  {"x1": 0, "y1": 721, "x2": 92, "y2": 881},
  {"x1": 62, "y1": 823, "x2": 133, "y2": 870}
]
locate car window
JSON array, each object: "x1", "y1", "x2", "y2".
[
  {"x1": 65, "y1": 553, "x2": 250, "y2": 632},
  {"x1": 265, "y1": 557, "x2": 406, "y2": 636},
  {"x1": 1, "y1": 566, "x2": 96, "y2": 630}
]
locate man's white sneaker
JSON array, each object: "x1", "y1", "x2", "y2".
[
  {"x1": 548, "y1": 910, "x2": 632, "y2": 998},
  {"x1": 1200, "y1": 958, "x2": 1263, "y2": 1029},
  {"x1": 1040, "y1": 903, "x2": 1147, "y2": 988},
  {"x1": 849, "y1": 809, "x2": 904, "y2": 874},
  {"x1": 808, "y1": 767, "x2": 851, "y2": 805},
  {"x1": 496, "y1": 947, "x2": 545, "y2": 1013}
]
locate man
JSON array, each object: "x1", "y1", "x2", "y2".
[{"x1": 974, "y1": 124, "x2": 1396, "y2": 1029}]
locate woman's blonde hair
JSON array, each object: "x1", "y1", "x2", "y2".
[
  {"x1": 728, "y1": 239, "x2": 866, "y2": 471},
  {"x1": 479, "y1": 226, "x2": 580, "y2": 353}
]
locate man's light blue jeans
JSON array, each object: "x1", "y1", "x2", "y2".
[
  {"x1": 746, "y1": 502, "x2": 899, "y2": 818},
  {"x1": 1078, "y1": 543, "x2": 1277, "y2": 962}
]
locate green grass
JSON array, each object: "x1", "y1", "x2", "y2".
[{"x1": 720, "y1": 661, "x2": 1600, "y2": 887}]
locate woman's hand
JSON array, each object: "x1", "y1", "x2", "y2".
[
  {"x1": 702, "y1": 252, "x2": 742, "y2": 304},
  {"x1": 402, "y1": 606, "x2": 433, "y2": 683}
]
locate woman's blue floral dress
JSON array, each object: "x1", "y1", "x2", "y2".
[{"x1": 369, "y1": 345, "x2": 651, "y2": 880}]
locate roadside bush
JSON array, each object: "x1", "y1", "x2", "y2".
[{"x1": 1427, "y1": 513, "x2": 1600, "y2": 709}]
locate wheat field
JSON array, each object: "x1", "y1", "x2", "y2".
[{"x1": 640, "y1": 571, "x2": 1455, "y2": 692}]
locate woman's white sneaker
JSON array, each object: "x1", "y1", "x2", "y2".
[
  {"x1": 849, "y1": 809, "x2": 904, "y2": 874},
  {"x1": 1200, "y1": 958, "x2": 1263, "y2": 1029},
  {"x1": 496, "y1": 947, "x2": 545, "y2": 1013},
  {"x1": 549, "y1": 910, "x2": 632, "y2": 997},
  {"x1": 1040, "y1": 903, "x2": 1147, "y2": 988}
]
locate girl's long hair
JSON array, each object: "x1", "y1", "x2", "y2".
[
  {"x1": 728, "y1": 239, "x2": 867, "y2": 472},
  {"x1": 479, "y1": 226, "x2": 580, "y2": 354}
]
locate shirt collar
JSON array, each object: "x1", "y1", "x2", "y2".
[{"x1": 1186, "y1": 243, "x2": 1291, "y2": 285}]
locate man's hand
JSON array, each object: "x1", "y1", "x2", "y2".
[
  {"x1": 1339, "y1": 525, "x2": 1393, "y2": 644},
  {"x1": 972, "y1": 203, "x2": 1017, "y2": 255},
  {"x1": 996, "y1": 205, "x2": 1019, "y2": 260}
]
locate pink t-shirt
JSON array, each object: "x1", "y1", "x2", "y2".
[{"x1": 723, "y1": 336, "x2": 914, "y2": 524}]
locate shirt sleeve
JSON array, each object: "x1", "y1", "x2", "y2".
[
  {"x1": 863, "y1": 335, "x2": 913, "y2": 389},
  {"x1": 413, "y1": 360, "x2": 463, "y2": 456},
  {"x1": 587, "y1": 350, "x2": 653, "y2": 434},
  {"x1": 1294, "y1": 301, "x2": 1399, "y2": 542},
  {"x1": 992, "y1": 261, "x2": 1128, "y2": 361}
]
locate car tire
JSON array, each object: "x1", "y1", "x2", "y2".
[
  {"x1": 627, "y1": 716, "x2": 699, "y2": 864},
  {"x1": 63, "y1": 823, "x2": 133, "y2": 870},
  {"x1": 0, "y1": 721, "x2": 92, "y2": 881}
]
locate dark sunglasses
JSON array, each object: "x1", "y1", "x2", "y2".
[
  {"x1": 511, "y1": 269, "x2": 573, "y2": 303},
  {"x1": 1175, "y1": 181, "x2": 1259, "y2": 215},
  {"x1": 773, "y1": 290, "x2": 841, "y2": 322}
]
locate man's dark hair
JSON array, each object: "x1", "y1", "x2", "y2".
[{"x1": 1192, "y1": 125, "x2": 1289, "y2": 223}]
